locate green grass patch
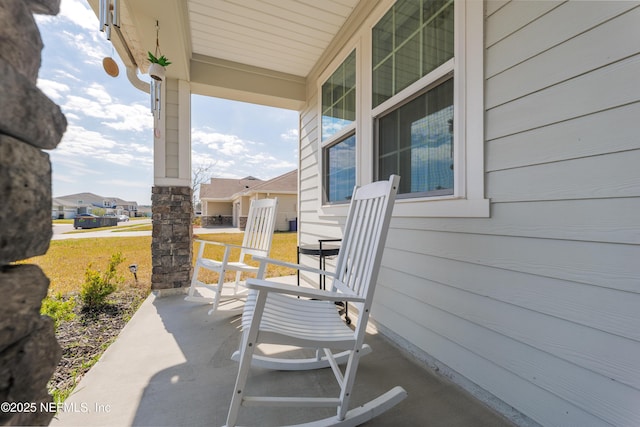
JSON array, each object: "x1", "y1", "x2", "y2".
[
  {"x1": 111, "y1": 223, "x2": 152, "y2": 232},
  {"x1": 53, "y1": 219, "x2": 73, "y2": 224}
]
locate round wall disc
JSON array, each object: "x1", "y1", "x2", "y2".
[{"x1": 103, "y1": 57, "x2": 119, "y2": 77}]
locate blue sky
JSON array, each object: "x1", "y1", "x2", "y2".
[{"x1": 35, "y1": 0, "x2": 298, "y2": 205}]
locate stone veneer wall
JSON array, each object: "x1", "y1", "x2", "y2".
[
  {"x1": 151, "y1": 186, "x2": 193, "y2": 291},
  {"x1": 0, "y1": 0, "x2": 66, "y2": 425},
  {"x1": 201, "y1": 215, "x2": 232, "y2": 227}
]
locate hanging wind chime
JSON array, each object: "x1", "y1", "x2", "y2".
[
  {"x1": 99, "y1": 0, "x2": 120, "y2": 77},
  {"x1": 149, "y1": 21, "x2": 171, "y2": 121}
]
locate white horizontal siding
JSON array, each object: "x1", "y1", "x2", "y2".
[
  {"x1": 374, "y1": 275, "x2": 640, "y2": 427},
  {"x1": 372, "y1": 300, "x2": 610, "y2": 427},
  {"x1": 381, "y1": 246, "x2": 640, "y2": 341},
  {"x1": 485, "y1": 0, "x2": 509, "y2": 17},
  {"x1": 296, "y1": 1, "x2": 640, "y2": 426},
  {"x1": 380, "y1": 246, "x2": 640, "y2": 382},
  {"x1": 485, "y1": 0, "x2": 562, "y2": 47},
  {"x1": 485, "y1": 1, "x2": 635, "y2": 78},
  {"x1": 486, "y1": 54, "x2": 640, "y2": 140},
  {"x1": 486, "y1": 103, "x2": 640, "y2": 172},
  {"x1": 392, "y1": 198, "x2": 640, "y2": 245},
  {"x1": 487, "y1": 6, "x2": 640, "y2": 109},
  {"x1": 386, "y1": 227, "x2": 638, "y2": 293},
  {"x1": 487, "y1": 149, "x2": 640, "y2": 203}
]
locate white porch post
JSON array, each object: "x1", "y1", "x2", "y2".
[{"x1": 151, "y1": 78, "x2": 193, "y2": 292}]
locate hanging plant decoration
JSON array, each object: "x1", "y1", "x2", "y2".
[
  {"x1": 147, "y1": 51, "x2": 171, "y2": 81},
  {"x1": 148, "y1": 21, "x2": 171, "y2": 81}
]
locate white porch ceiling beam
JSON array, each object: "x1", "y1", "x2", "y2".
[{"x1": 190, "y1": 54, "x2": 306, "y2": 111}]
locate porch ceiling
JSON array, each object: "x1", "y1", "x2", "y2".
[{"x1": 90, "y1": 0, "x2": 367, "y2": 110}]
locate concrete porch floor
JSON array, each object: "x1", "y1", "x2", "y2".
[{"x1": 49, "y1": 277, "x2": 514, "y2": 427}]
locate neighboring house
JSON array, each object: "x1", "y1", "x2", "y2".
[
  {"x1": 51, "y1": 197, "x2": 82, "y2": 219},
  {"x1": 53, "y1": 192, "x2": 138, "y2": 218},
  {"x1": 200, "y1": 170, "x2": 297, "y2": 231},
  {"x1": 199, "y1": 176, "x2": 262, "y2": 226},
  {"x1": 99, "y1": 1, "x2": 640, "y2": 426}
]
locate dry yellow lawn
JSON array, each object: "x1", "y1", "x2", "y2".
[
  {"x1": 20, "y1": 232, "x2": 298, "y2": 297},
  {"x1": 192, "y1": 232, "x2": 298, "y2": 286}
]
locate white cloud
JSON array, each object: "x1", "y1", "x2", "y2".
[
  {"x1": 193, "y1": 129, "x2": 239, "y2": 145},
  {"x1": 37, "y1": 78, "x2": 70, "y2": 100},
  {"x1": 62, "y1": 94, "x2": 152, "y2": 132},
  {"x1": 49, "y1": 151, "x2": 105, "y2": 191},
  {"x1": 85, "y1": 82, "x2": 113, "y2": 103},
  {"x1": 271, "y1": 159, "x2": 297, "y2": 169},
  {"x1": 97, "y1": 178, "x2": 151, "y2": 189},
  {"x1": 219, "y1": 139, "x2": 249, "y2": 156},
  {"x1": 131, "y1": 143, "x2": 152, "y2": 154},
  {"x1": 54, "y1": 70, "x2": 82, "y2": 82},
  {"x1": 37, "y1": 0, "x2": 98, "y2": 31},
  {"x1": 62, "y1": 30, "x2": 108, "y2": 64},
  {"x1": 192, "y1": 126, "x2": 297, "y2": 180},
  {"x1": 57, "y1": 125, "x2": 118, "y2": 155},
  {"x1": 54, "y1": 125, "x2": 153, "y2": 169},
  {"x1": 102, "y1": 103, "x2": 153, "y2": 132},
  {"x1": 64, "y1": 95, "x2": 108, "y2": 118},
  {"x1": 64, "y1": 112, "x2": 81, "y2": 122},
  {"x1": 102, "y1": 151, "x2": 138, "y2": 166},
  {"x1": 281, "y1": 128, "x2": 299, "y2": 141},
  {"x1": 59, "y1": 0, "x2": 99, "y2": 30},
  {"x1": 192, "y1": 129, "x2": 251, "y2": 155}
]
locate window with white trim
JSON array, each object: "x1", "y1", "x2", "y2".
[
  {"x1": 373, "y1": 0, "x2": 455, "y2": 197},
  {"x1": 321, "y1": 50, "x2": 356, "y2": 204},
  {"x1": 316, "y1": 0, "x2": 487, "y2": 217}
]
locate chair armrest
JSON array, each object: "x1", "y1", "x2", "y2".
[
  {"x1": 246, "y1": 278, "x2": 364, "y2": 303},
  {"x1": 194, "y1": 239, "x2": 261, "y2": 253},
  {"x1": 252, "y1": 256, "x2": 336, "y2": 279},
  {"x1": 194, "y1": 239, "x2": 239, "y2": 249}
]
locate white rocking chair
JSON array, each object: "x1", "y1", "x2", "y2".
[
  {"x1": 225, "y1": 175, "x2": 406, "y2": 427},
  {"x1": 185, "y1": 198, "x2": 278, "y2": 316}
]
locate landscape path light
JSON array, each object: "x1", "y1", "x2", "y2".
[{"x1": 129, "y1": 264, "x2": 138, "y2": 283}]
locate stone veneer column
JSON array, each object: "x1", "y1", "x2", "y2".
[
  {"x1": 0, "y1": 0, "x2": 66, "y2": 424},
  {"x1": 150, "y1": 77, "x2": 192, "y2": 292},
  {"x1": 151, "y1": 186, "x2": 193, "y2": 291}
]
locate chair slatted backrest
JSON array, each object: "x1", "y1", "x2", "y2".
[
  {"x1": 239, "y1": 198, "x2": 278, "y2": 261},
  {"x1": 332, "y1": 175, "x2": 399, "y2": 311}
]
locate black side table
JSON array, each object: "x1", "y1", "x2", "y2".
[
  {"x1": 297, "y1": 239, "x2": 350, "y2": 324},
  {"x1": 297, "y1": 239, "x2": 341, "y2": 290}
]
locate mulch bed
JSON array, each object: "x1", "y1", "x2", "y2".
[{"x1": 49, "y1": 289, "x2": 148, "y2": 398}]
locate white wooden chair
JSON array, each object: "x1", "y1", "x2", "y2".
[
  {"x1": 185, "y1": 198, "x2": 278, "y2": 316},
  {"x1": 225, "y1": 175, "x2": 406, "y2": 427}
]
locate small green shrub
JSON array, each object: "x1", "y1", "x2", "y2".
[
  {"x1": 41, "y1": 294, "x2": 76, "y2": 329},
  {"x1": 80, "y1": 252, "x2": 125, "y2": 308}
]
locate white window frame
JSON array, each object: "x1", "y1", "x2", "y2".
[
  {"x1": 318, "y1": 0, "x2": 487, "y2": 218},
  {"x1": 317, "y1": 44, "x2": 361, "y2": 208}
]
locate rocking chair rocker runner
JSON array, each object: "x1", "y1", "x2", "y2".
[
  {"x1": 185, "y1": 198, "x2": 278, "y2": 316},
  {"x1": 225, "y1": 175, "x2": 406, "y2": 427}
]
